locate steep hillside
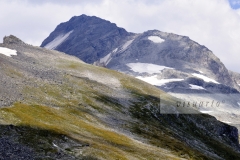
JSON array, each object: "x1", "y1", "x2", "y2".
[
  {"x1": 1, "y1": 35, "x2": 240, "y2": 159},
  {"x1": 41, "y1": 15, "x2": 240, "y2": 131}
]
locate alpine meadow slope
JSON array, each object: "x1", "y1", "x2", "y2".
[{"x1": 0, "y1": 35, "x2": 239, "y2": 159}]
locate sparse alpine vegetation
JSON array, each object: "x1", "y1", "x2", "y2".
[{"x1": 0, "y1": 35, "x2": 240, "y2": 159}]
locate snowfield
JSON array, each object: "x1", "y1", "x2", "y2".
[
  {"x1": 189, "y1": 84, "x2": 205, "y2": 90},
  {"x1": 221, "y1": 121, "x2": 232, "y2": 124},
  {"x1": 99, "y1": 48, "x2": 118, "y2": 65},
  {"x1": 119, "y1": 39, "x2": 134, "y2": 52},
  {"x1": 100, "y1": 53, "x2": 112, "y2": 65},
  {"x1": 136, "y1": 75, "x2": 183, "y2": 86},
  {"x1": 200, "y1": 110, "x2": 213, "y2": 113},
  {"x1": 44, "y1": 30, "x2": 73, "y2": 50},
  {"x1": 148, "y1": 36, "x2": 164, "y2": 43},
  {"x1": 127, "y1": 63, "x2": 172, "y2": 74},
  {"x1": 192, "y1": 73, "x2": 219, "y2": 84},
  {"x1": 0, "y1": 47, "x2": 17, "y2": 57}
]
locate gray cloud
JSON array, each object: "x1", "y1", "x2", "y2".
[{"x1": 1, "y1": 0, "x2": 240, "y2": 73}]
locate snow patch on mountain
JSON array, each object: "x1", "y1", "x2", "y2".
[
  {"x1": 192, "y1": 73, "x2": 219, "y2": 84},
  {"x1": 221, "y1": 121, "x2": 232, "y2": 124},
  {"x1": 99, "y1": 48, "x2": 118, "y2": 65},
  {"x1": 189, "y1": 84, "x2": 205, "y2": 90},
  {"x1": 119, "y1": 39, "x2": 134, "y2": 52},
  {"x1": 0, "y1": 47, "x2": 17, "y2": 57},
  {"x1": 136, "y1": 75, "x2": 183, "y2": 86},
  {"x1": 127, "y1": 63, "x2": 172, "y2": 74},
  {"x1": 100, "y1": 53, "x2": 112, "y2": 65},
  {"x1": 148, "y1": 36, "x2": 164, "y2": 43},
  {"x1": 44, "y1": 30, "x2": 73, "y2": 50},
  {"x1": 200, "y1": 110, "x2": 213, "y2": 114}
]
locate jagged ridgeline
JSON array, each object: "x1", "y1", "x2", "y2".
[{"x1": 0, "y1": 35, "x2": 239, "y2": 159}]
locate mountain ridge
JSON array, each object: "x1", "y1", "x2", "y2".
[{"x1": 41, "y1": 14, "x2": 240, "y2": 91}]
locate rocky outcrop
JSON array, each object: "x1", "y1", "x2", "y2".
[
  {"x1": 3, "y1": 35, "x2": 26, "y2": 45},
  {"x1": 41, "y1": 14, "x2": 132, "y2": 63}
]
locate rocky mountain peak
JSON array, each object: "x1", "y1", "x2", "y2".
[
  {"x1": 68, "y1": 14, "x2": 117, "y2": 27},
  {"x1": 40, "y1": 14, "x2": 131, "y2": 63},
  {"x1": 3, "y1": 35, "x2": 25, "y2": 45},
  {"x1": 41, "y1": 15, "x2": 238, "y2": 88}
]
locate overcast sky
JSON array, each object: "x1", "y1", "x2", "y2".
[{"x1": 1, "y1": 0, "x2": 240, "y2": 72}]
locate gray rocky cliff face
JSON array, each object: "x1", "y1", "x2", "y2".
[
  {"x1": 3, "y1": 35, "x2": 26, "y2": 45},
  {"x1": 41, "y1": 14, "x2": 132, "y2": 64},
  {"x1": 109, "y1": 30, "x2": 235, "y2": 86}
]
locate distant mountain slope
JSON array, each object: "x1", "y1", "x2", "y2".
[
  {"x1": 1, "y1": 35, "x2": 240, "y2": 159},
  {"x1": 41, "y1": 15, "x2": 240, "y2": 131},
  {"x1": 41, "y1": 14, "x2": 131, "y2": 64}
]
